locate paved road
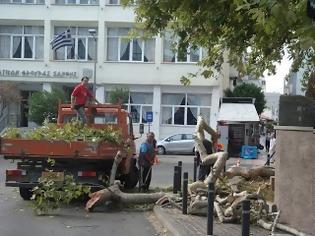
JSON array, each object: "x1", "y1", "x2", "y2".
[{"x1": 0, "y1": 157, "x2": 158, "y2": 236}]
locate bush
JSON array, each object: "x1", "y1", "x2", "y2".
[{"x1": 28, "y1": 88, "x2": 66, "y2": 125}]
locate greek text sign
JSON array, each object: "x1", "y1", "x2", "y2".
[{"x1": 0, "y1": 69, "x2": 77, "y2": 79}]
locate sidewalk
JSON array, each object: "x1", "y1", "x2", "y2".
[
  {"x1": 153, "y1": 151, "x2": 282, "y2": 236},
  {"x1": 154, "y1": 206, "x2": 291, "y2": 236}
]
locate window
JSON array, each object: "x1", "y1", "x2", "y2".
[
  {"x1": 169, "y1": 134, "x2": 182, "y2": 141},
  {"x1": 106, "y1": 91, "x2": 153, "y2": 124},
  {"x1": 94, "y1": 113, "x2": 118, "y2": 124},
  {"x1": 163, "y1": 32, "x2": 203, "y2": 63},
  {"x1": 161, "y1": 93, "x2": 211, "y2": 126},
  {"x1": 107, "y1": 0, "x2": 135, "y2": 5},
  {"x1": 0, "y1": 0, "x2": 44, "y2": 4},
  {"x1": 0, "y1": 26, "x2": 44, "y2": 59},
  {"x1": 53, "y1": 27, "x2": 97, "y2": 61},
  {"x1": 107, "y1": 27, "x2": 155, "y2": 62},
  {"x1": 54, "y1": 0, "x2": 98, "y2": 5}
]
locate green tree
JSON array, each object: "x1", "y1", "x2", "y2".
[
  {"x1": 122, "y1": 0, "x2": 315, "y2": 84},
  {"x1": 224, "y1": 83, "x2": 266, "y2": 114},
  {"x1": 107, "y1": 87, "x2": 129, "y2": 105},
  {"x1": 28, "y1": 88, "x2": 66, "y2": 125}
]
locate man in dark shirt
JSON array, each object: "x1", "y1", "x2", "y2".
[
  {"x1": 138, "y1": 132, "x2": 156, "y2": 191},
  {"x1": 71, "y1": 76, "x2": 99, "y2": 124}
]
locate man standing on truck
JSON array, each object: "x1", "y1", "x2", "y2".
[
  {"x1": 138, "y1": 132, "x2": 156, "y2": 191},
  {"x1": 71, "y1": 76, "x2": 100, "y2": 124}
]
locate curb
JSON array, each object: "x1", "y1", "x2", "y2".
[{"x1": 153, "y1": 206, "x2": 181, "y2": 236}]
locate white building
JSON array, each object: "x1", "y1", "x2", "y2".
[{"x1": 0, "y1": 0, "x2": 233, "y2": 139}]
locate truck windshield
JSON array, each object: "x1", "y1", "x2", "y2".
[{"x1": 94, "y1": 113, "x2": 118, "y2": 124}]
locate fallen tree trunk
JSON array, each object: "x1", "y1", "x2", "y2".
[
  {"x1": 257, "y1": 219, "x2": 311, "y2": 236},
  {"x1": 204, "y1": 152, "x2": 228, "y2": 184},
  {"x1": 109, "y1": 151, "x2": 123, "y2": 186},
  {"x1": 225, "y1": 166, "x2": 275, "y2": 179},
  {"x1": 85, "y1": 181, "x2": 166, "y2": 211}
]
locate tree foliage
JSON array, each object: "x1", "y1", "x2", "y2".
[
  {"x1": 107, "y1": 87, "x2": 129, "y2": 105},
  {"x1": 28, "y1": 88, "x2": 66, "y2": 125},
  {"x1": 123, "y1": 0, "x2": 315, "y2": 83},
  {"x1": 224, "y1": 83, "x2": 266, "y2": 114}
]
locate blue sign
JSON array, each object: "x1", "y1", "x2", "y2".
[{"x1": 146, "y1": 111, "x2": 153, "y2": 123}]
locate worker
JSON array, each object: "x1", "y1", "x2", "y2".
[
  {"x1": 71, "y1": 76, "x2": 99, "y2": 124},
  {"x1": 138, "y1": 132, "x2": 156, "y2": 192}
]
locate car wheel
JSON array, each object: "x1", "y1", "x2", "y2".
[
  {"x1": 157, "y1": 146, "x2": 166, "y2": 155},
  {"x1": 19, "y1": 187, "x2": 33, "y2": 200}
]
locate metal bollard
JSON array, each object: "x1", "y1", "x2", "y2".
[
  {"x1": 178, "y1": 161, "x2": 182, "y2": 192},
  {"x1": 242, "y1": 199, "x2": 251, "y2": 236},
  {"x1": 182, "y1": 172, "x2": 188, "y2": 214},
  {"x1": 173, "y1": 166, "x2": 179, "y2": 194},
  {"x1": 193, "y1": 156, "x2": 197, "y2": 182},
  {"x1": 207, "y1": 182, "x2": 214, "y2": 235}
]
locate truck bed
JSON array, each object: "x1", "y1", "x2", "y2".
[{"x1": 0, "y1": 138, "x2": 120, "y2": 160}]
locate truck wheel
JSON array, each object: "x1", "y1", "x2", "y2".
[
  {"x1": 19, "y1": 187, "x2": 33, "y2": 200},
  {"x1": 123, "y1": 165, "x2": 139, "y2": 189}
]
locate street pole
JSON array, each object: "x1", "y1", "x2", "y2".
[
  {"x1": 89, "y1": 29, "x2": 97, "y2": 97},
  {"x1": 93, "y1": 35, "x2": 97, "y2": 96}
]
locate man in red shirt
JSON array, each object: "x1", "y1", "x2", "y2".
[{"x1": 71, "y1": 76, "x2": 99, "y2": 124}]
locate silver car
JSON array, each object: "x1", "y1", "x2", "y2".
[{"x1": 156, "y1": 134, "x2": 195, "y2": 155}]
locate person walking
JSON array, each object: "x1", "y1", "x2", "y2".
[
  {"x1": 265, "y1": 131, "x2": 271, "y2": 152},
  {"x1": 138, "y1": 132, "x2": 156, "y2": 191},
  {"x1": 71, "y1": 76, "x2": 99, "y2": 124}
]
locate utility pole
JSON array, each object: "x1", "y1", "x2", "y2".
[{"x1": 88, "y1": 29, "x2": 97, "y2": 96}]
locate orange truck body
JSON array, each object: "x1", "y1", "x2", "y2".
[{"x1": 0, "y1": 103, "x2": 139, "y2": 199}]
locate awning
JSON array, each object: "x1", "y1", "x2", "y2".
[{"x1": 218, "y1": 103, "x2": 260, "y2": 122}]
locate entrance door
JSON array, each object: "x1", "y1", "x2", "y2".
[
  {"x1": 20, "y1": 91, "x2": 34, "y2": 127},
  {"x1": 228, "y1": 124, "x2": 245, "y2": 157},
  {"x1": 218, "y1": 125, "x2": 229, "y2": 152}
]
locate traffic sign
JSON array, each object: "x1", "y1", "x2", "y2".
[{"x1": 146, "y1": 111, "x2": 153, "y2": 123}]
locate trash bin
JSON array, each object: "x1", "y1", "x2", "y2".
[{"x1": 241, "y1": 145, "x2": 258, "y2": 159}]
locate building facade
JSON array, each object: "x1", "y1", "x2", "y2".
[{"x1": 0, "y1": 0, "x2": 232, "y2": 139}]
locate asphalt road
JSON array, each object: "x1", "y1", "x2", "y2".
[{"x1": 0, "y1": 157, "x2": 158, "y2": 236}]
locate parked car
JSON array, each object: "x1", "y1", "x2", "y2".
[{"x1": 156, "y1": 134, "x2": 195, "y2": 155}]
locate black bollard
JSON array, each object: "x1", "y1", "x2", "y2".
[
  {"x1": 182, "y1": 172, "x2": 188, "y2": 214},
  {"x1": 193, "y1": 156, "x2": 197, "y2": 182},
  {"x1": 242, "y1": 200, "x2": 251, "y2": 236},
  {"x1": 173, "y1": 166, "x2": 179, "y2": 194},
  {"x1": 178, "y1": 161, "x2": 182, "y2": 192},
  {"x1": 207, "y1": 182, "x2": 214, "y2": 235}
]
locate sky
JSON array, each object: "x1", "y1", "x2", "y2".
[{"x1": 264, "y1": 55, "x2": 292, "y2": 94}]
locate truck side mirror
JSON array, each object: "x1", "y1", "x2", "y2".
[{"x1": 139, "y1": 123, "x2": 144, "y2": 134}]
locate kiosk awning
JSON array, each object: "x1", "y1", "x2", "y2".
[{"x1": 218, "y1": 103, "x2": 260, "y2": 122}]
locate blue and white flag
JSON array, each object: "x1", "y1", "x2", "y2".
[{"x1": 50, "y1": 29, "x2": 74, "y2": 51}]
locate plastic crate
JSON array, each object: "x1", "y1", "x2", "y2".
[{"x1": 241, "y1": 145, "x2": 258, "y2": 159}]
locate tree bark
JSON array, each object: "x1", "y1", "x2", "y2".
[
  {"x1": 109, "y1": 151, "x2": 123, "y2": 186},
  {"x1": 85, "y1": 181, "x2": 165, "y2": 211},
  {"x1": 204, "y1": 151, "x2": 228, "y2": 184},
  {"x1": 257, "y1": 219, "x2": 310, "y2": 236},
  {"x1": 225, "y1": 166, "x2": 275, "y2": 179}
]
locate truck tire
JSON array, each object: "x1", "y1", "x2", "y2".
[
  {"x1": 122, "y1": 160, "x2": 139, "y2": 189},
  {"x1": 19, "y1": 187, "x2": 33, "y2": 200}
]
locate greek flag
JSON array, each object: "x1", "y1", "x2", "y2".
[{"x1": 50, "y1": 29, "x2": 74, "y2": 51}]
